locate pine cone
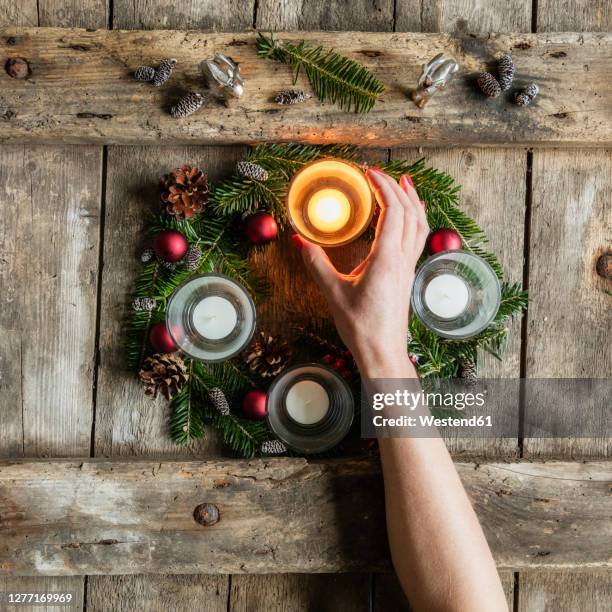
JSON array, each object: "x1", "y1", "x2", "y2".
[
  {"x1": 134, "y1": 66, "x2": 156, "y2": 82},
  {"x1": 236, "y1": 161, "x2": 269, "y2": 182},
  {"x1": 460, "y1": 361, "x2": 478, "y2": 386},
  {"x1": 171, "y1": 92, "x2": 204, "y2": 119},
  {"x1": 152, "y1": 58, "x2": 177, "y2": 87},
  {"x1": 183, "y1": 244, "x2": 202, "y2": 271},
  {"x1": 140, "y1": 248, "x2": 155, "y2": 263},
  {"x1": 159, "y1": 259, "x2": 177, "y2": 271},
  {"x1": 260, "y1": 439, "x2": 287, "y2": 455},
  {"x1": 497, "y1": 54, "x2": 515, "y2": 91},
  {"x1": 139, "y1": 353, "x2": 188, "y2": 400},
  {"x1": 274, "y1": 90, "x2": 311, "y2": 105},
  {"x1": 524, "y1": 83, "x2": 539, "y2": 99},
  {"x1": 245, "y1": 331, "x2": 292, "y2": 378},
  {"x1": 132, "y1": 296, "x2": 156, "y2": 312},
  {"x1": 515, "y1": 83, "x2": 539, "y2": 106},
  {"x1": 208, "y1": 387, "x2": 230, "y2": 416},
  {"x1": 477, "y1": 73, "x2": 501, "y2": 98},
  {"x1": 160, "y1": 163, "x2": 208, "y2": 219}
]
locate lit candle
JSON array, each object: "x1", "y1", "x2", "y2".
[
  {"x1": 287, "y1": 159, "x2": 374, "y2": 246},
  {"x1": 285, "y1": 379, "x2": 330, "y2": 425},
  {"x1": 191, "y1": 295, "x2": 238, "y2": 340},
  {"x1": 307, "y1": 188, "x2": 352, "y2": 233},
  {"x1": 424, "y1": 273, "x2": 470, "y2": 319}
]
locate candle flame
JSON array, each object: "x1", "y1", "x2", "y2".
[{"x1": 307, "y1": 188, "x2": 351, "y2": 233}]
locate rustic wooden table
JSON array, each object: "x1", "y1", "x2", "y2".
[{"x1": 0, "y1": 1, "x2": 610, "y2": 611}]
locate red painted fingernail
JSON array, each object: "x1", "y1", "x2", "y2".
[
  {"x1": 291, "y1": 234, "x2": 304, "y2": 250},
  {"x1": 400, "y1": 174, "x2": 414, "y2": 189},
  {"x1": 366, "y1": 167, "x2": 385, "y2": 175},
  {"x1": 420, "y1": 200, "x2": 426, "y2": 209}
]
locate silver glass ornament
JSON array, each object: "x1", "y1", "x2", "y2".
[
  {"x1": 202, "y1": 53, "x2": 244, "y2": 98},
  {"x1": 411, "y1": 53, "x2": 459, "y2": 108}
]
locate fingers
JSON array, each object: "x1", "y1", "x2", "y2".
[
  {"x1": 292, "y1": 234, "x2": 340, "y2": 296},
  {"x1": 365, "y1": 168, "x2": 404, "y2": 254},
  {"x1": 400, "y1": 173, "x2": 430, "y2": 255}
]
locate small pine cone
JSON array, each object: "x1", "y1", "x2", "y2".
[
  {"x1": 460, "y1": 361, "x2": 478, "y2": 386},
  {"x1": 132, "y1": 296, "x2": 156, "y2": 312},
  {"x1": 497, "y1": 54, "x2": 515, "y2": 91},
  {"x1": 208, "y1": 387, "x2": 230, "y2": 416},
  {"x1": 139, "y1": 353, "x2": 188, "y2": 400},
  {"x1": 160, "y1": 164, "x2": 208, "y2": 219},
  {"x1": 515, "y1": 83, "x2": 539, "y2": 106},
  {"x1": 524, "y1": 83, "x2": 539, "y2": 99},
  {"x1": 140, "y1": 248, "x2": 155, "y2": 263},
  {"x1": 171, "y1": 92, "x2": 204, "y2": 119},
  {"x1": 159, "y1": 260, "x2": 177, "y2": 271},
  {"x1": 477, "y1": 72, "x2": 501, "y2": 98},
  {"x1": 245, "y1": 331, "x2": 292, "y2": 378},
  {"x1": 236, "y1": 161, "x2": 269, "y2": 182},
  {"x1": 260, "y1": 439, "x2": 288, "y2": 456},
  {"x1": 152, "y1": 58, "x2": 177, "y2": 87},
  {"x1": 183, "y1": 244, "x2": 202, "y2": 271},
  {"x1": 134, "y1": 66, "x2": 156, "y2": 82},
  {"x1": 274, "y1": 90, "x2": 311, "y2": 105}
]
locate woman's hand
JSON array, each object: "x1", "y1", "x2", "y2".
[{"x1": 292, "y1": 168, "x2": 429, "y2": 376}]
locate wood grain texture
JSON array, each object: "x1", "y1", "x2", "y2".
[
  {"x1": 537, "y1": 0, "x2": 612, "y2": 32},
  {"x1": 0, "y1": 576, "x2": 83, "y2": 610},
  {"x1": 113, "y1": 0, "x2": 254, "y2": 30},
  {"x1": 0, "y1": 146, "x2": 101, "y2": 458},
  {"x1": 396, "y1": 0, "x2": 531, "y2": 33},
  {"x1": 0, "y1": 458, "x2": 609, "y2": 575},
  {"x1": 229, "y1": 574, "x2": 370, "y2": 612},
  {"x1": 94, "y1": 145, "x2": 247, "y2": 458},
  {"x1": 87, "y1": 574, "x2": 229, "y2": 612},
  {"x1": 518, "y1": 571, "x2": 612, "y2": 611},
  {"x1": 0, "y1": 28, "x2": 610, "y2": 147},
  {"x1": 256, "y1": 0, "x2": 394, "y2": 30},
  {"x1": 524, "y1": 149, "x2": 611, "y2": 458}
]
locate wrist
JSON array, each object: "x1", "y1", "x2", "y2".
[{"x1": 354, "y1": 348, "x2": 416, "y2": 379}]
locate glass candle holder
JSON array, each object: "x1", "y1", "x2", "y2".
[
  {"x1": 166, "y1": 273, "x2": 256, "y2": 362},
  {"x1": 411, "y1": 250, "x2": 501, "y2": 339},
  {"x1": 287, "y1": 159, "x2": 374, "y2": 247},
  {"x1": 266, "y1": 363, "x2": 354, "y2": 454}
]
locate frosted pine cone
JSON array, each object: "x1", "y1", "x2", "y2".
[
  {"x1": 171, "y1": 92, "x2": 204, "y2": 118},
  {"x1": 477, "y1": 73, "x2": 501, "y2": 98},
  {"x1": 183, "y1": 245, "x2": 202, "y2": 271},
  {"x1": 159, "y1": 259, "x2": 177, "y2": 271},
  {"x1": 515, "y1": 83, "x2": 539, "y2": 106},
  {"x1": 131, "y1": 296, "x2": 156, "y2": 312},
  {"x1": 236, "y1": 161, "x2": 269, "y2": 182},
  {"x1": 497, "y1": 54, "x2": 515, "y2": 91},
  {"x1": 260, "y1": 439, "x2": 288, "y2": 455},
  {"x1": 140, "y1": 248, "x2": 155, "y2": 263},
  {"x1": 274, "y1": 90, "x2": 311, "y2": 105},
  {"x1": 152, "y1": 58, "x2": 177, "y2": 87},
  {"x1": 525, "y1": 83, "x2": 539, "y2": 99},
  {"x1": 460, "y1": 361, "x2": 478, "y2": 386},
  {"x1": 134, "y1": 66, "x2": 156, "y2": 82},
  {"x1": 208, "y1": 387, "x2": 230, "y2": 416}
]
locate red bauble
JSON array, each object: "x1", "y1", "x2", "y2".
[
  {"x1": 428, "y1": 228, "x2": 462, "y2": 254},
  {"x1": 244, "y1": 212, "x2": 278, "y2": 245},
  {"x1": 149, "y1": 321, "x2": 177, "y2": 353},
  {"x1": 153, "y1": 229, "x2": 189, "y2": 262},
  {"x1": 242, "y1": 389, "x2": 268, "y2": 420}
]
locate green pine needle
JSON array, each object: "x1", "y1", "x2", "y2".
[{"x1": 257, "y1": 32, "x2": 384, "y2": 113}]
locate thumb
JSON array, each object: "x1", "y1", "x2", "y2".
[{"x1": 292, "y1": 234, "x2": 339, "y2": 295}]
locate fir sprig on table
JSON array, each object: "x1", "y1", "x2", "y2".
[{"x1": 257, "y1": 32, "x2": 384, "y2": 113}]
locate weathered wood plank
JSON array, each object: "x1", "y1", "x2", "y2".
[
  {"x1": 87, "y1": 574, "x2": 229, "y2": 612},
  {"x1": 524, "y1": 149, "x2": 612, "y2": 459},
  {"x1": 537, "y1": 0, "x2": 612, "y2": 32},
  {"x1": 0, "y1": 146, "x2": 101, "y2": 458},
  {"x1": 0, "y1": 458, "x2": 609, "y2": 575},
  {"x1": 0, "y1": 28, "x2": 610, "y2": 147}
]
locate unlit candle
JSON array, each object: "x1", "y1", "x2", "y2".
[
  {"x1": 285, "y1": 379, "x2": 330, "y2": 425},
  {"x1": 424, "y1": 273, "x2": 470, "y2": 319},
  {"x1": 191, "y1": 296, "x2": 238, "y2": 340}
]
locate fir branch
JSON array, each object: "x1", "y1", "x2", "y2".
[
  {"x1": 203, "y1": 406, "x2": 270, "y2": 457},
  {"x1": 169, "y1": 364, "x2": 206, "y2": 444},
  {"x1": 257, "y1": 32, "x2": 384, "y2": 113}
]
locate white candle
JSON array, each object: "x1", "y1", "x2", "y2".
[
  {"x1": 285, "y1": 380, "x2": 330, "y2": 425},
  {"x1": 307, "y1": 188, "x2": 351, "y2": 233},
  {"x1": 424, "y1": 274, "x2": 470, "y2": 319},
  {"x1": 191, "y1": 296, "x2": 238, "y2": 340}
]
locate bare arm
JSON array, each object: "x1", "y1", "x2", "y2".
[{"x1": 293, "y1": 168, "x2": 508, "y2": 612}]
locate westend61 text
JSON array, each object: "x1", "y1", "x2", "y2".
[
  {"x1": 372, "y1": 390, "x2": 486, "y2": 411},
  {"x1": 372, "y1": 414, "x2": 494, "y2": 427}
]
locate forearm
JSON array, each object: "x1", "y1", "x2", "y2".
[{"x1": 360, "y1": 352, "x2": 508, "y2": 612}]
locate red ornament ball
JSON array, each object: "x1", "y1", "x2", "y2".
[
  {"x1": 244, "y1": 212, "x2": 278, "y2": 245},
  {"x1": 242, "y1": 389, "x2": 268, "y2": 420},
  {"x1": 153, "y1": 229, "x2": 189, "y2": 262},
  {"x1": 149, "y1": 321, "x2": 177, "y2": 353},
  {"x1": 428, "y1": 228, "x2": 462, "y2": 254}
]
